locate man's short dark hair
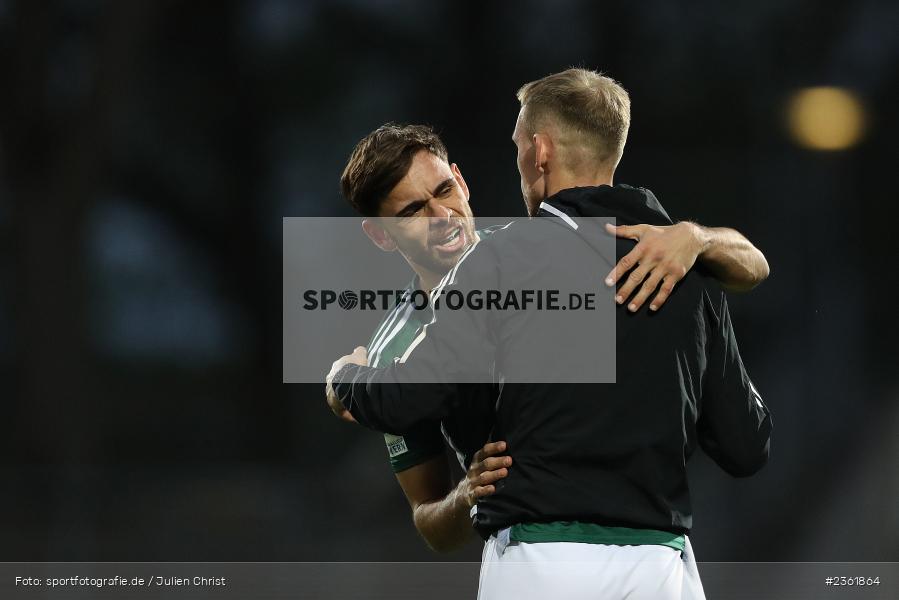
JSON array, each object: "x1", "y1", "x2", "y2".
[{"x1": 340, "y1": 123, "x2": 448, "y2": 216}]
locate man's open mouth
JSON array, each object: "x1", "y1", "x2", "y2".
[{"x1": 432, "y1": 224, "x2": 466, "y2": 254}]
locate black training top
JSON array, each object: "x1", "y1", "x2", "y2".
[{"x1": 334, "y1": 184, "x2": 772, "y2": 538}]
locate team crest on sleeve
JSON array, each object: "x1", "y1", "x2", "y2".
[{"x1": 384, "y1": 433, "x2": 409, "y2": 457}]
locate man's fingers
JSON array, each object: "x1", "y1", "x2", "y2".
[
  {"x1": 479, "y1": 456, "x2": 512, "y2": 472},
  {"x1": 605, "y1": 222, "x2": 643, "y2": 241},
  {"x1": 351, "y1": 346, "x2": 369, "y2": 365},
  {"x1": 649, "y1": 277, "x2": 678, "y2": 312},
  {"x1": 615, "y1": 262, "x2": 651, "y2": 304},
  {"x1": 627, "y1": 270, "x2": 665, "y2": 312},
  {"x1": 471, "y1": 441, "x2": 507, "y2": 465},
  {"x1": 326, "y1": 360, "x2": 342, "y2": 382},
  {"x1": 606, "y1": 246, "x2": 645, "y2": 287},
  {"x1": 478, "y1": 441, "x2": 507, "y2": 459},
  {"x1": 478, "y1": 468, "x2": 509, "y2": 485},
  {"x1": 466, "y1": 441, "x2": 510, "y2": 504},
  {"x1": 474, "y1": 485, "x2": 496, "y2": 498},
  {"x1": 606, "y1": 221, "x2": 696, "y2": 306},
  {"x1": 327, "y1": 346, "x2": 368, "y2": 381},
  {"x1": 470, "y1": 455, "x2": 511, "y2": 476}
]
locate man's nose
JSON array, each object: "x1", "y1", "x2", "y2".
[{"x1": 426, "y1": 200, "x2": 453, "y2": 222}]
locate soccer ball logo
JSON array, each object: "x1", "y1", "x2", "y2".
[{"x1": 338, "y1": 290, "x2": 358, "y2": 310}]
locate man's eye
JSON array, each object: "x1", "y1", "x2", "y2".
[
  {"x1": 399, "y1": 205, "x2": 423, "y2": 218},
  {"x1": 440, "y1": 185, "x2": 454, "y2": 196}
]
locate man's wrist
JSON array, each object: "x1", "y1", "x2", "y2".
[
  {"x1": 687, "y1": 221, "x2": 713, "y2": 256},
  {"x1": 452, "y1": 478, "x2": 472, "y2": 513}
]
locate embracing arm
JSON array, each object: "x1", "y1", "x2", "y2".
[
  {"x1": 397, "y1": 441, "x2": 510, "y2": 552},
  {"x1": 325, "y1": 308, "x2": 493, "y2": 433},
  {"x1": 691, "y1": 224, "x2": 770, "y2": 292},
  {"x1": 605, "y1": 221, "x2": 769, "y2": 312},
  {"x1": 326, "y1": 242, "x2": 498, "y2": 434},
  {"x1": 327, "y1": 356, "x2": 458, "y2": 432}
]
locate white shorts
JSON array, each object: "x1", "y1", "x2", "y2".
[{"x1": 477, "y1": 529, "x2": 706, "y2": 600}]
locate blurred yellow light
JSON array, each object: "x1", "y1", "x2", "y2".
[{"x1": 787, "y1": 87, "x2": 865, "y2": 151}]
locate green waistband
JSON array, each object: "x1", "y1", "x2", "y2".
[{"x1": 509, "y1": 521, "x2": 685, "y2": 551}]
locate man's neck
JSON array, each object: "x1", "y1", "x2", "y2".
[
  {"x1": 527, "y1": 170, "x2": 614, "y2": 216},
  {"x1": 418, "y1": 271, "x2": 442, "y2": 294},
  {"x1": 546, "y1": 171, "x2": 613, "y2": 200}
]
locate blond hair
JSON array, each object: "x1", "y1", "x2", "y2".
[{"x1": 517, "y1": 68, "x2": 631, "y2": 170}]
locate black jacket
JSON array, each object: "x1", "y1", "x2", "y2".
[{"x1": 334, "y1": 184, "x2": 772, "y2": 537}]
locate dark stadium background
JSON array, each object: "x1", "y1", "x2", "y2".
[{"x1": 0, "y1": 0, "x2": 896, "y2": 563}]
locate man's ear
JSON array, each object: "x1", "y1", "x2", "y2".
[
  {"x1": 533, "y1": 133, "x2": 552, "y2": 174},
  {"x1": 362, "y1": 218, "x2": 397, "y2": 252},
  {"x1": 450, "y1": 162, "x2": 470, "y2": 200}
]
